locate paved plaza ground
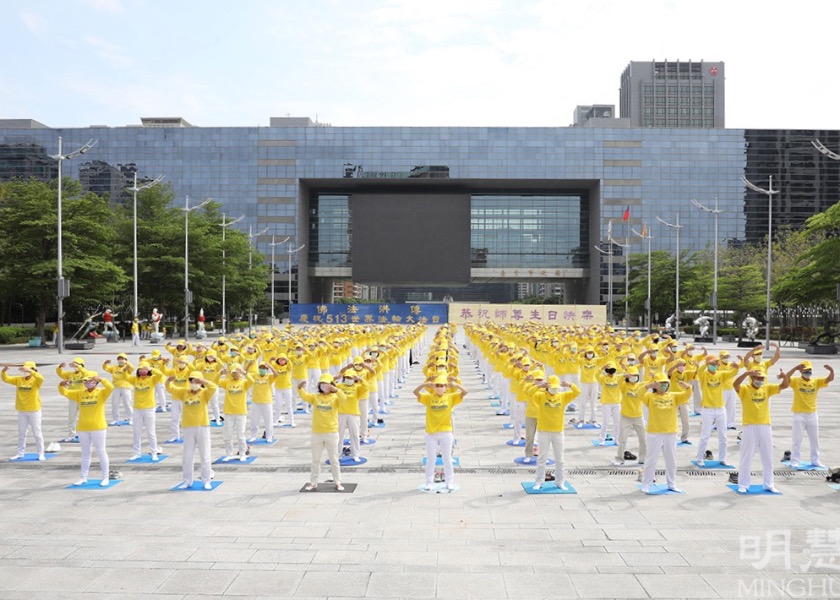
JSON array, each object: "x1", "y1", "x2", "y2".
[{"x1": 0, "y1": 329, "x2": 839, "y2": 599}]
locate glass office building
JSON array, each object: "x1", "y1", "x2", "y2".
[{"x1": 1, "y1": 117, "x2": 838, "y2": 308}]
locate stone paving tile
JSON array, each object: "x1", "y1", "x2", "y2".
[
  {"x1": 636, "y1": 573, "x2": 720, "y2": 598},
  {"x1": 365, "y1": 572, "x2": 437, "y2": 598},
  {"x1": 155, "y1": 569, "x2": 238, "y2": 595},
  {"x1": 295, "y1": 571, "x2": 371, "y2": 597},
  {"x1": 568, "y1": 573, "x2": 649, "y2": 598},
  {"x1": 223, "y1": 570, "x2": 303, "y2": 596}
]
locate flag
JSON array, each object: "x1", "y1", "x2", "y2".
[
  {"x1": 607, "y1": 220, "x2": 613, "y2": 239},
  {"x1": 623, "y1": 206, "x2": 630, "y2": 221}
]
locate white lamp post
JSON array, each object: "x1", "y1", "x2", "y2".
[
  {"x1": 50, "y1": 137, "x2": 97, "y2": 354},
  {"x1": 247, "y1": 225, "x2": 269, "y2": 334},
  {"x1": 287, "y1": 242, "x2": 306, "y2": 318},
  {"x1": 593, "y1": 220, "x2": 615, "y2": 325},
  {"x1": 656, "y1": 214, "x2": 682, "y2": 339},
  {"x1": 127, "y1": 173, "x2": 164, "y2": 320},
  {"x1": 692, "y1": 197, "x2": 722, "y2": 344},
  {"x1": 219, "y1": 213, "x2": 244, "y2": 335},
  {"x1": 609, "y1": 230, "x2": 630, "y2": 331},
  {"x1": 269, "y1": 235, "x2": 290, "y2": 325},
  {"x1": 742, "y1": 176, "x2": 779, "y2": 349},
  {"x1": 632, "y1": 225, "x2": 653, "y2": 333},
  {"x1": 181, "y1": 196, "x2": 211, "y2": 341}
]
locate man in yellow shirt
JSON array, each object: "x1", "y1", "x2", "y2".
[
  {"x1": 784, "y1": 360, "x2": 834, "y2": 469},
  {"x1": 576, "y1": 346, "x2": 601, "y2": 424},
  {"x1": 337, "y1": 372, "x2": 363, "y2": 463},
  {"x1": 125, "y1": 363, "x2": 164, "y2": 461},
  {"x1": 103, "y1": 354, "x2": 134, "y2": 426},
  {"x1": 615, "y1": 367, "x2": 646, "y2": 465},
  {"x1": 166, "y1": 372, "x2": 218, "y2": 490},
  {"x1": 532, "y1": 375, "x2": 580, "y2": 490},
  {"x1": 2, "y1": 362, "x2": 45, "y2": 460},
  {"x1": 414, "y1": 375, "x2": 468, "y2": 491},
  {"x1": 59, "y1": 374, "x2": 114, "y2": 486},
  {"x1": 694, "y1": 355, "x2": 730, "y2": 467},
  {"x1": 56, "y1": 357, "x2": 92, "y2": 440},
  {"x1": 298, "y1": 374, "x2": 346, "y2": 491},
  {"x1": 733, "y1": 368, "x2": 790, "y2": 493},
  {"x1": 218, "y1": 367, "x2": 254, "y2": 462},
  {"x1": 272, "y1": 354, "x2": 294, "y2": 427},
  {"x1": 249, "y1": 362, "x2": 278, "y2": 444},
  {"x1": 639, "y1": 373, "x2": 692, "y2": 494},
  {"x1": 596, "y1": 362, "x2": 622, "y2": 445}
]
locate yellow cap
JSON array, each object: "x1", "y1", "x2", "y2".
[
  {"x1": 117, "y1": 353, "x2": 128, "y2": 360},
  {"x1": 433, "y1": 375, "x2": 449, "y2": 385},
  {"x1": 23, "y1": 361, "x2": 37, "y2": 370},
  {"x1": 705, "y1": 355, "x2": 719, "y2": 364},
  {"x1": 801, "y1": 360, "x2": 813, "y2": 370},
  {"x1": 531, "y1": 370, "x2": 546, "y2": 380},
  {"x1": 72, "y1": 357, "x2": 85, "y2": 366},
  {"x1": 318, "y1": 373, "x2": 335, "y2": 385},
  {"x1": 151, "y1": 350, "x2": 161, "y2": 357},
  {"x1": 353, "y1": 356, "x2": 364, "y2": 365},
  {"x1": 188, "y1": 371, "x2": 203, "y2": 380},
  {"x1": 547, "y1": 375, "x2": 561, "y2": 387},
  {"x1": 654, "y1": 373, "x2": 669, "y2": 383}
]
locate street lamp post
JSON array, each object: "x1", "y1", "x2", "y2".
[
  {"x1": 127, "y1": 173, "x2": 164, "y2": 320},
  {"x1": 287, "y1": 242, "x2": 306, "y2": 319},
  {"x1": 594, "y1": 220, "x2": 615, "y2": 325},
  {"x1": 742, "y1": 176, "x2": 779, "y2": 349},
  {"x1": 247, "y1": 225, "x2": 269, "y2": 334},
  {"x1": 269, "y1": 235, "x2": 290, "y2": 325},
  {"x1": 656, "y1": 214, "x2": 682, "y2": 339},
  {"x1": 632, "y1": 225, "x2": 653, "y2": 332},
  {"x1": 219, "y1": 213, "x2": 244, "y2": 335},
  {"x1": 608, "y1": 230, "x2": 630, "y2": 331},
  {"x1": 692, "y1": 197, "x2": 722, "y2": 344},
  {"x1": 182, "y1": 196, "x2": 211, "y2": 341},
  {"x1": 50, "y1": 137, "x2": 97, "y2": 354}
]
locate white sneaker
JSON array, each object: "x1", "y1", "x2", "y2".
[
  {"x1": 246, "y1": 438, "x2": 257, "y2": 443},
  {"x1": 10, "y1": 453, "x2": 24, "y2": 460},
  {"x1": 445, "y1": 483, "x2": 456, "y2": 491},
  {"x1": 667, "y1": 486, "x2": 683, "y2": 493},
  {"x1": 99, "y1": 479, "x2": 110, "y2": 487},
  {"x1": 239, "y1": 455, "x2": 248, "y2": 462},
  {"x1": 764, "y1": 486, "x2": 780, "y2": 494},
  {"x1": 73, "y1": 478, "x2": 88, "y2": 486},
  {"x1": 789, "y1": 461, "x2": 799, "y2": 468},
  {"x1": 203, "y1": 482, "x2": 212, "y2": 490},
  {"x1": 532, "y1": 483, "x2": 542, "y2": 490},
  {"x1": 352, "y1": 457, "x2": 361, "y2": 463},
  {"x1": 151, "y1": 453, "x2": 159, "y2": 462},
  {"x1": 696, "y1": 459, "x2": 705, "y2": 467},
  {"x1": 128, "y1": 454, "x2": 141, "y2": 461},
  {"x1": 640, "y1": 485, "x2": 650, "y2": 494},
  {"x1": 176, "y1": 481, "x2": 190, "y2": 490},
  {"x1": 38, "y1": 454, "x2": 46, "y2": 461},
  {"x1": 556, "y1": 480, "x2": 568, "y2": 491},
  {"x1": 421, "y1": 483, "x2": 432, "y2": 491},
  {"x1": 737, "y1": 486, "x2": 748, "y2": 494},
  {"x1": 523, "y1": 456, "x2": 532, "y2": 464},
  {"x1": 265, "y1": 438, "x2": 274, "y2": 444},
  {"x1": 222, "y1": 456, "x2": 234, "y2": 462},
  {"x1": 813, "y1": 462, "x2": 826, "y2": 468},
  {"x1": 598, "y1": 441, "x2": 606, "y2": 446}
]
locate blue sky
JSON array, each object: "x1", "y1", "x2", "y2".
[{"x1": 3, "y1": 0, "x2": 839, "y2": 129}]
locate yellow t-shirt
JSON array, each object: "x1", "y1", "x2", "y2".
[
  {"x1": 789, "y1": 377, "x2": 827, "y2": 414},
  {"x1": 417, "y1": 390, "x2": 462, "y2": 434},
  {"x1": 596, "y1": 373, "x2": 622, "y2": 404},
  {"x1": 298, "y1": 389, "x2": 342, "y2": 433},
  {"x1": 336, "y1": 382, "x2": 360, "y2": 415},
  {"x1": 535, "y1": 385, "x2": 580, "y2": 432},
  {"x1": 126, "y1": 370, "x2": 164, "y2": 409},
  {"x1": 618, "y1": 380, "x2": 644, "y2": 419},
  {"x1": 168, "y1": 381, "x2": 217, "y2": 427},
  {"x1": 641, "y1": 388, "x2": 691, "y2": 434},
  {"x1": 251, "y1": 373, "x2": 276, "y2": 405},
  {"x1": 59, "y1": 380, "x2": 114, "y2": 431},
  {"x1": 219, "y1": 376, "x2": 253, "y2": 415},
  {"x1": 738, "y1": 382, "x2": 782, "y2": 425},
  {"x1": 578, "y1": 356, "x2": 600, "y2": 383},
  {"x1": 2, "y1": 370, "x2": 44, "y2": 412},
  {"x1": 103, "y1": 362, "x2": 134, "y2": 388},
  {"x1": 698, "y1": 368, "x2": 725, "y2": 408},
  {"x1": 273, "y1": 361, "x2": 292, "y2": 390}
]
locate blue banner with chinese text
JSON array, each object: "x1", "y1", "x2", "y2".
[{"x1": 290, "y1": 303, "x2": 449, "y2": 325}]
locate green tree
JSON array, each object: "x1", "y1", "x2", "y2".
[
  {"x1": 774, "y1": 208, "x2": 837, "y2": 305},
  {"x1": 0, "y1": 178, "x2": 127, "y2": 339},
  {"x1": 717, "y1": 244, "x2": 766, "y2": 317}
]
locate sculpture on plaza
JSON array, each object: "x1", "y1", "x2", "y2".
[
  {"x1": 742, "y1": 314, "x2": 759, "y2": 342},
  {"x1": 694, "y1": 314, "x2": 711, "y2": 338},
  {"x1": 102, "y1": 309, "x2": 117, "y2": 334},
  {"x1": 151, "y1": 308, "x2": 162, "y2": 334}
]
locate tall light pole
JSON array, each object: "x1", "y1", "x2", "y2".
[
  {"x1": 182, "y1": 196, "x2": 211, "y2": 341},
  {"x1": 609, "y1": 229, "x2": 630, "y2": 331},
  {"x1": 656, "y1": 213, "x2": 682, "y2": 339},
  {"x1": 127, "y1": 173, "x2": 164, "y2": 320},
  {"x1": 247, "y1": 225, "x2": 269, "y2": 334},
  {"x1": 287, "y1": 242, "x2": 306, "y2": 319},
  {"x1": 632, "y1": 225, "x2": 653, "y2": 333},
  {"x1": 50, "y1": 137, "x2": 97, "y2": 354},
  {"x1": 269, "y1": 235, "x2": 290, "y2": 325},
  {"x1": 742, "y1": 175, "x2": 779, "y2": 349},
  {"x1": 593, "y1": 220, "x2": 615, "y2": 325},
  {"x1": 692, "y1": 197, "x2": 722, "y2": 344},
  {"x1": 220, "y1": 213, "x2": 244, "y2": 335}
]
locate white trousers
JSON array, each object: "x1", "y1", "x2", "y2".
[
  {"x1": 310, "y1": 431, "x2": 340, "y2": 485},
  {"x1": 511, "y1": 401, "x2": 526, "y2": 441},
  {"x1": 579, "y1": 382, "x2": 598, "y2": 422},
  {"x1": 642, "y1": 432, "x2": 678, "y2": 489},
  {"x1": 250, "y1": 403, "x2": 274, "y2": 440},
  {"x1": 67, "y1": 399, "x2": 79, "y2": 437},
  {"x1": 111, "y1": 388, "x2": 133, "y2": 422},
  {"x1": 678, "y1": 403, "x2": 690, "y2": 442},
  {"x1": 738, "y1": 424, "x2": 774, "y2": 489},
  {"x1": 169, "y1": 400, "x2": 182, "y2": 439},
  {"x1": 370, "y1": 389, "x2": 384, "y2": 421},
  {"x1": 17, "y1": 411, "x2": 43, "y2": 455},
  {"x1": 791, "y1": 412, "x2": 820, "y2": 465},
  {"x1": 616, "y1": 415, "x2": 646, "y2": 463},
  {"x1": 223, "y1": 414, "x2": 248, "y2": 456},
  {"x1": 132, "y1": 408, "x2": 158, "y2": 454},
  {"x1": 724, "y1": 389, "x2": 738, "y2": 428},
  {"x1": 208, "y1": 388, "x2": 221, "y2": 421},
  {"x1": 182, "y1": 426, "x2": 211, "y2": 485},
  {"x1": 155, "y1": 383, "x2": 166, "y2": 410},
  {"x1": 599, "y1": 403, "x2": 621, "y2": 442},
  {"x1": 524, "y1": 416, "x2": 538, "y2": 457},
  {"x1": 338, "y1": 414, "x2": 360, "y2": 458},
  {"x1": 358, "y1": 399, "x2": 370, "y2": 438},
  {"x1": 274, "y1": 388, "x2": 293, "y2": 424},
  {"x1": 536, "y1": 431, "x2": 565, "y2": 483},
  {"x1": 79, "y1": 429, "x2": 109, "y2": 481},
  {"x1": 424, "y1": 431, "x2": 454, "y2": 486},
  {"x1": 696, "y1": 407, "x2": 727, "y2": 463},
  {"x1": 691, "y1": 380, "x2": 702, "y2": 413}
]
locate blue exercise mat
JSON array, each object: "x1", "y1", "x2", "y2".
[
  {"x1": 495, "y1": 410, "x2": 510, "y2": 416},
  {"x1": 781, "y1": 461, "x2": 827, "y2": 471},
  {"x1": 422, "y1": 456, "x2": 460, "y2": 467},
  {"x1": 689, "y1": 412, "x2": 702, "y2": 417},
  {"x1": 326, "y1": 456, "x2": 368, "y2": 466},
  {"x1": 637, "y1": 483, "x2": 685, "y2": 495},
  {"x1": 727, "y1": 484, "x2": 782, "y2": 495},
  {"x1": 591, "y1": 439, "x2": 617, "y2": 447},
  {"x1": 126, "y1": 454, "x2": 170, "y2": 464},
  {"x1": 278, "y1": 423, "x2": 297, "y2": 428},
  {"x1": 828, "y1": 484, "x2": 840, "y2": 491},
  {"x1": 213, "y1": 455, "x2": 257, "y2": 465},
  {"x1": 344, "y1": 438, "x2": 376, "y2": 445},
  {"x1": 503, "y1": 423, "x2": 524, "y2": 430},
  {"x1": 573, "y1": 423, "x2": 601, "y2": 430},
  {"x1": 691, "y1": 460, "x2": 734, "y2": 469},
  {"x1": 490, "y1": 402, "x2": 501, "y2": 408},
  {"x1": 417, "y1": 483, "x2": 459, "y2": 494},
  {"x1": 676, "y1": 440, "x2": 693, "y2": 447},
  {"x1": 368, "y1": 421, "x2": 386, "y2": 429},
  {"x1": 9, "y1": 453, "x2": 57, "y2": 462},
  {"x1": 163, "y1": 438, "x2": 183, "y2": 444},
  {"x1": 66, "y1": 479, "x2": 123, "y2": 490},
  {"x1": 514, "y1": 456, "x2": 553, "y2": 466},
  {"x1": 378, "y1": 409, "x2": 390, "y2": 415},
  {"x1": 171, "y1": 481, "x2": 223, "y2": 491},
  {"x1": 506, "y1": 439, "x2": 530, "y2": 447},
  {"x1": 210, "y1": 421, "x2": 224, "y2": 428},
  {"x1": 521, "y1": 481, "x2": 576, "y2": 494},
  {"x1": 60, "y1": 436, "x2": 80, "y2": 443},
  {"x1": 249, "y1": 438, "x2": 277, "y2": 446},
  {"x1": 294, "y1": 408, "x2": 308, "y2": 414},
  {"x1": 108, "y1": 419, "x2": 131, "y2": 427}
]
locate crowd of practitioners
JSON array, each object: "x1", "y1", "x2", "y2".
[
  {"x1": 2, "y1": 324, "x2": 425, "y2": 490},
  {"x1": 466, "y1": 322, "x2": 834, "y2": 494}
]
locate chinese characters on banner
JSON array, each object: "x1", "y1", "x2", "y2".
[
  {"x1": 447, "y1": 304, "x2": 607, "y2": 326},
  {"x1": 290, "y1": 303, "x2": 449, "y2": 325}
]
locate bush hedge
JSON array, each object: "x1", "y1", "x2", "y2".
[{"x1": 0, "y1": 326, "x2": 39, "y2": 345}]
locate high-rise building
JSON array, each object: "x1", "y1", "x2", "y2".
[{"x1": 620, "y1": 60, "x2": 725, "y2": 128}]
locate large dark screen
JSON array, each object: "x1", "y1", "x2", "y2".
[{"x1": 351, "y1": 193, "x2": 471, "y2": 285}]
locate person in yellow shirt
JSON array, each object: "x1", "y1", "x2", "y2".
[
  {"x1": 521, "y1": 369, "x2": 547, "y2": 463},
  {"x1": 667, "y1": 359, "x2": 697, "y2": 445},
  {"x1": 532, "y1": 375, "x2": 580, "y2": 490},
  {"x1": 575, "y1": 346, "x2": 601, "y2": 425},
  {"x1": 718, "y1": 350, "x2": 741, "y2": 429},
  {"x1": 341, "y1": 355, "x2": 376, "y2": 443},
  {"x1": 733, "y1": 368, "x2": 790, "y2": 493},
  {"x1": 218, "y1": 366, "x2": 254, "y2": 461},
  {"x1": 249, "y1": 362, "x2": 278, "y2": 444},
  {"x1": 145, "y1": 350, "x2": 170, "y2": 413},
  {"x1": 414, "y1": 375, "x2": 468, "y2": 492},
  {"x1": 131, "y1": 318, "x2": 140, "y2": 346},
  {"x1": 784, "y1": 360, "x2": 834, "y2": 469},
  {"x1": 166, "y1": 371, "x2": 218, "y2": 490},
  {"x1": 194, "y1": 350, "x2": 223, "y2": 425},
  {"x1": 596, "y1": 362, "x2": 622, "y2": 445},
  {"x1": 694, "y1": 355, "x2": 730, "y2": 467},
  {"x1": 272, "y1": 354, "x2": 294, "y2": 427},
  {"x1": 639, "y1": 373, "x2": 692, "y2": 494},
  {"x1": 336, "y1": 371, "x2": 363, "y2": 463},
  {"x1": 56, "y1": 357, "x2": 92, "y2": 440},
  {"x1": 615, "y1": 367, "x2": 645, "y2": 465},
  {"x1": 298, "y1": 374, "x2": 346, "y2": 491},
  {"x1": 103, "y1": 354, "x2": 134, "y2": 425},
  {"x1": 59, "y1": 374, "x2": 114, "y2": 486},
  {"x1": 125, "y1": 363, "x2": 164, "y2": 460},
  {"x1": 2, "y1": 362, "x2": 45, "y2": 460}
]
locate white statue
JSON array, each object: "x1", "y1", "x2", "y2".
[
  {"x1": 103, "y1": 308, "x2": 117, "y2": 333},
  {"x1": 742, "y1": 314, "x2": 759, "y2": 342},
  {"x1": 665, "y1": 313, "x2": 676, "y2": 333},
  {"x1": 197, "y1": 308, "x2": 206, "y2": 332},
  {"x1": 151, "y1": 308, "x2": 162, "y2": 334},
  {"x1": 694, "y1": 314, "x2": 711, "y2": 338}
]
